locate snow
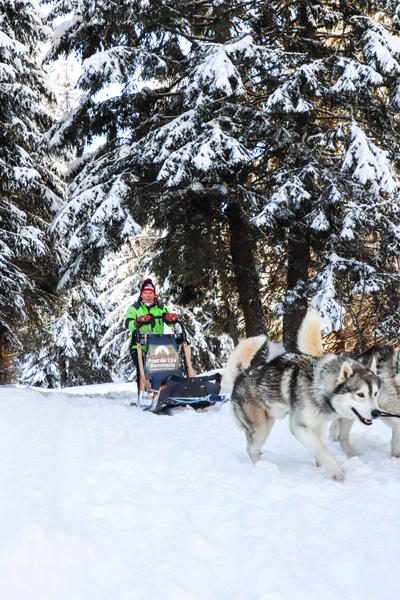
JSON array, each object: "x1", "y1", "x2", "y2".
[
  {"x1": 80, "y1": 47, "x2": 132, "y2": 89},
  {"x1": 187, "y1": 44, "x2": 246, "y2": 101},
  {"x1": 0, "y1": 30, "x2": 26, "y2": 56},
  {"x1": 1, "y1": 383, "x2": 399, "y2": 599},
  {"x1": 51, "y1": 14, "x2": 83, "y2": 53},
  {"x1": 331, "y1": 59, "x2": 383, "y2": 93},
  {"x1": 157, "y1": 124, "x2": 251, "y2": 186},
  {"x1": 342, "y1": 124, "x2": 397, "y2": 193},
  {"x1": 265, "y1": 62, "x2": 324, "y2": 114},
  {"x1": 50, "y1": 313, "x2": 80, "y2": 358},
  {"x1": 362, "y1": 27, "x2": 400, "y2": 75}
]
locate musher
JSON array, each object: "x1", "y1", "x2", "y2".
[{"x1": 125, "y1": 278, "x2": 170, "y2": 390}]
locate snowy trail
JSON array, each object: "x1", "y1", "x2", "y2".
[{"x1": 0, "y1": 385, "x2": 399, "y2": 600}]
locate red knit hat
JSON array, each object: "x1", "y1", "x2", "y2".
[{"x1": 140, "y1": 278, "x2": 156, "y2": 294}]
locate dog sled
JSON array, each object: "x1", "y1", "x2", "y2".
[{"x1": 133, "y1": 313, "x2": 226, "y2": 414}]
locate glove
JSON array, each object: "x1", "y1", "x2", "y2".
[
  {"x1": 163, "y1": 312, "x2": 179, "y2": 325},
  {"x1": 135, "y1": 314, "x2": 155, "y2": 327}
]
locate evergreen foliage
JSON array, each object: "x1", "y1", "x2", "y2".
[
  {"x1": 98, "y1": 236, "x2": 154, "y2": 381},
  {"x1": 98, "y1": 234, "x2": 233, "y2": 382},
  {"x1": 45, "y1": 0, "x2": 400, "y2": 354},
  {"x1": 250, "y1": 1, "x2": 400, "y2": 347},
  {"x1": 46, "y1": 0, "x2": 274, "y2": 337},
  {"x1": 0, "y1": 0, "x2": 63, "y2": 358},
  {"x1": 20, "y1": 283, "x2": 110, "y2": 387}
]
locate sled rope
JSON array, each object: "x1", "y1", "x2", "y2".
[{"x1": 372, "y1": 409, "x2": 400, "y2": 419}]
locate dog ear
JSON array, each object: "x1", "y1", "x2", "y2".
[
  {"x1": 338, "y1": 360, "x2": 353, "y2": 383},
  {"x1": 369, "y1": 355, "x2": 377, "y2": 375}
]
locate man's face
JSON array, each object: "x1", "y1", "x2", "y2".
[{"x1": 141, "y1": 289, "x2": 155, "y2": 304}]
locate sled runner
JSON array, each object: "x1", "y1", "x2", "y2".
[{"x1": 134, "y1": 313, "x2": 226, "y2": 413}]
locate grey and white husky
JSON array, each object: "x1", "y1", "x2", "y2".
[
  {"x1": 229, "y1": 312, "x2": 380, "y2": 480},
  {"x1": 296, "y1": 313, "x2": 400, "y2": 458},
  {"x1": 329, "y1": 346, "x2": 400, "y2": 458}
]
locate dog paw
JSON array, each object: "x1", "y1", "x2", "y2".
[
  {"x1": 249, "y1": 451, "x2": 261, "y2": 463},
  {"x1": 332, "y1": 469, "x2": 345, "y2": 482},
  {"x1": 340, "y1": 443, "x2": 358, "y2": 458},
  {"x1": 345, "y1": 448, "x2": 358, "y2": 459}
]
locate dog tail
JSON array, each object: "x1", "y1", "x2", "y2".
[
  {"x1": 222, "y1": 335, "x2": 284, "y2": 394},
  {"x1": 221, "y1": 335, "x2": 267, "y2": 393},
  {"x1": 221, "y1": 335, "x2": 267, "y2": 394},
  {"x1": 297, "y1": 310, "x2": 324, "y2": 357}
]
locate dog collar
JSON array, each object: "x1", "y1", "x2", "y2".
[
  {"x1": 325, "y1": 395, "x2": 336, "y2": 413},
  {"x1": 320, "y1": 392, "x2": 336, "y2": 414},
  {"x1": 323, "y1": 379, "x2": 350, "y2": 414}
]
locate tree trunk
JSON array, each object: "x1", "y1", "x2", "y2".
[
  {"x1": 214, "y1": 4, "x2": 265, "y2": 338},
  {"x1": 226, "y1": 201, "x2": 266, "y2": 337},
  {"x1": 59, "y1": 356, "x2": 68, "y2": 387},
  {"x1": 0, "y1": 342, "x2": 13, "y2": 384},
  {"x1": 283, "y1": 230, "x2": 310, "y2": 351},
  {"x1": 223, "y1": 296, "x2": 240, "y2": 345},
  {"x1": 214, "y1": 2, "x2": 231, "y2": 43}
]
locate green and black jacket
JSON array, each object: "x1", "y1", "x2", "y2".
[{"x1": 125, "y1": 299, "x2": 170, "y2": 351}]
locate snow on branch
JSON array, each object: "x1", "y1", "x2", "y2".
[
  {"x1": 312, "y1": 252, "x2": 381, "y2": 332},
  {"x1": 157, "y1": 122, "x2": 251, "y2": 186},
  {"x1": 342, "y1": 123, "x2": 397, "y2": 193},
  {"x1": 253, "y1": 177, "x2": 311, "y2": 227},
  {"x1": 0, "y1": 62, "x2": 17, "y2": 81},
  {"x1": 310, "y1": 258, "x2": 345, "y2": 332},
  {"x1": 186, "y1": 42, "x2": 246, "y2": 103},
  {"x1": 49, "y1": 313, "x2": 79, "y2": 358},
  {"x1": 358, "y1": 18, "x2": 400, "y2": 75},
  {"x1": 44, "y1": 94, "x2": 89, "y2": 149},
  {"x1": 310, "y1": 253, "x2": 379, "y2": 332},
  {"x1": 139, "y1": 110, "x2": 198, "y2": 164},
  {"x1": 18, "y1": 226, "x2": 46, "y2": 257},
  {"x1": 0, "y1": 30, "x2": 27, "y2": 58},
  {"x1": 224, "y1": 34, "x2": 256, "y2": 57},
  {"x1": 79, "y1": 47, "x2": 136, "y2": 90},
  {"x1": 266, "y1": 61, "x2": 324, "y2": 114},
  {"x1": 47, "y1": 13, "x2": 83, "y2": 59},
  {"x1": 331, "y1": 58, "x2": 383, "y2": 93}
]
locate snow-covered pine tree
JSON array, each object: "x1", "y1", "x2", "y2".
[
  {"x1": 99, "y1": 232, "x2": 233, "y2": 382},
  {"x1": 0, "y1": 0, "x2": 64, "y2": 376},
  {"x1": 46, "y1": 1, "x2": 400, "y2": 350},
  {"x1": 252, "y1": 1, "x2": 400, "y2": 349},
  {"x1": 20, "y1": 283, "x2": 110, "y2": 387},
  {"x1": 98, "y1": 235, "x2": 154, "y2": 381},
  {"x1": 45, "y1": 0, "x2": 287, "y2": 339},
  {"x1": 44, "y1": 0, "x2": 142, "y2": 289}
]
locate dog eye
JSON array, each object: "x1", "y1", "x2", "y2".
[{"x1": 356, "y1": 392, "x2": 365, "y2": 398}]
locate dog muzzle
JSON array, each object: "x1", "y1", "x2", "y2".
[{"x1": 351, "y1": 408, "x2": 377, "y2": 426}]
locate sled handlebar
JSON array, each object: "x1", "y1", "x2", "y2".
[
  {"x1": 136, "y1": 312, "x2": 179, "y2": 327},
  {"x1": 135, "y1": 318, "x2": 189, "y2": 345}
]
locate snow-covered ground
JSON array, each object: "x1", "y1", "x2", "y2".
[{"x1": 0, "y1": 383, "x2": 399, "y2": 600}]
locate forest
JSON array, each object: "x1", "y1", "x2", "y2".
[{"x1": 1, "y1": 0, "x2": 400, "y2": 386}]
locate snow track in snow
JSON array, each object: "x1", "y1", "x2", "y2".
[{"x1": 0, "y1": 384, "x2": 399, "y2": 599}]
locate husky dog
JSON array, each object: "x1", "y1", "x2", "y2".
[
  {"x1": 296, "y1": 313, "x2": 400, "y2": 458},
  {"x1": 329, "y1": 346, "x2": 400, "y2": 458},
  {"x1": 221, "y1": 335, "x2": 284, "y2": 394},
  {"x1": 230, "y1": 312, "x2": 380, "y2": 480}
]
